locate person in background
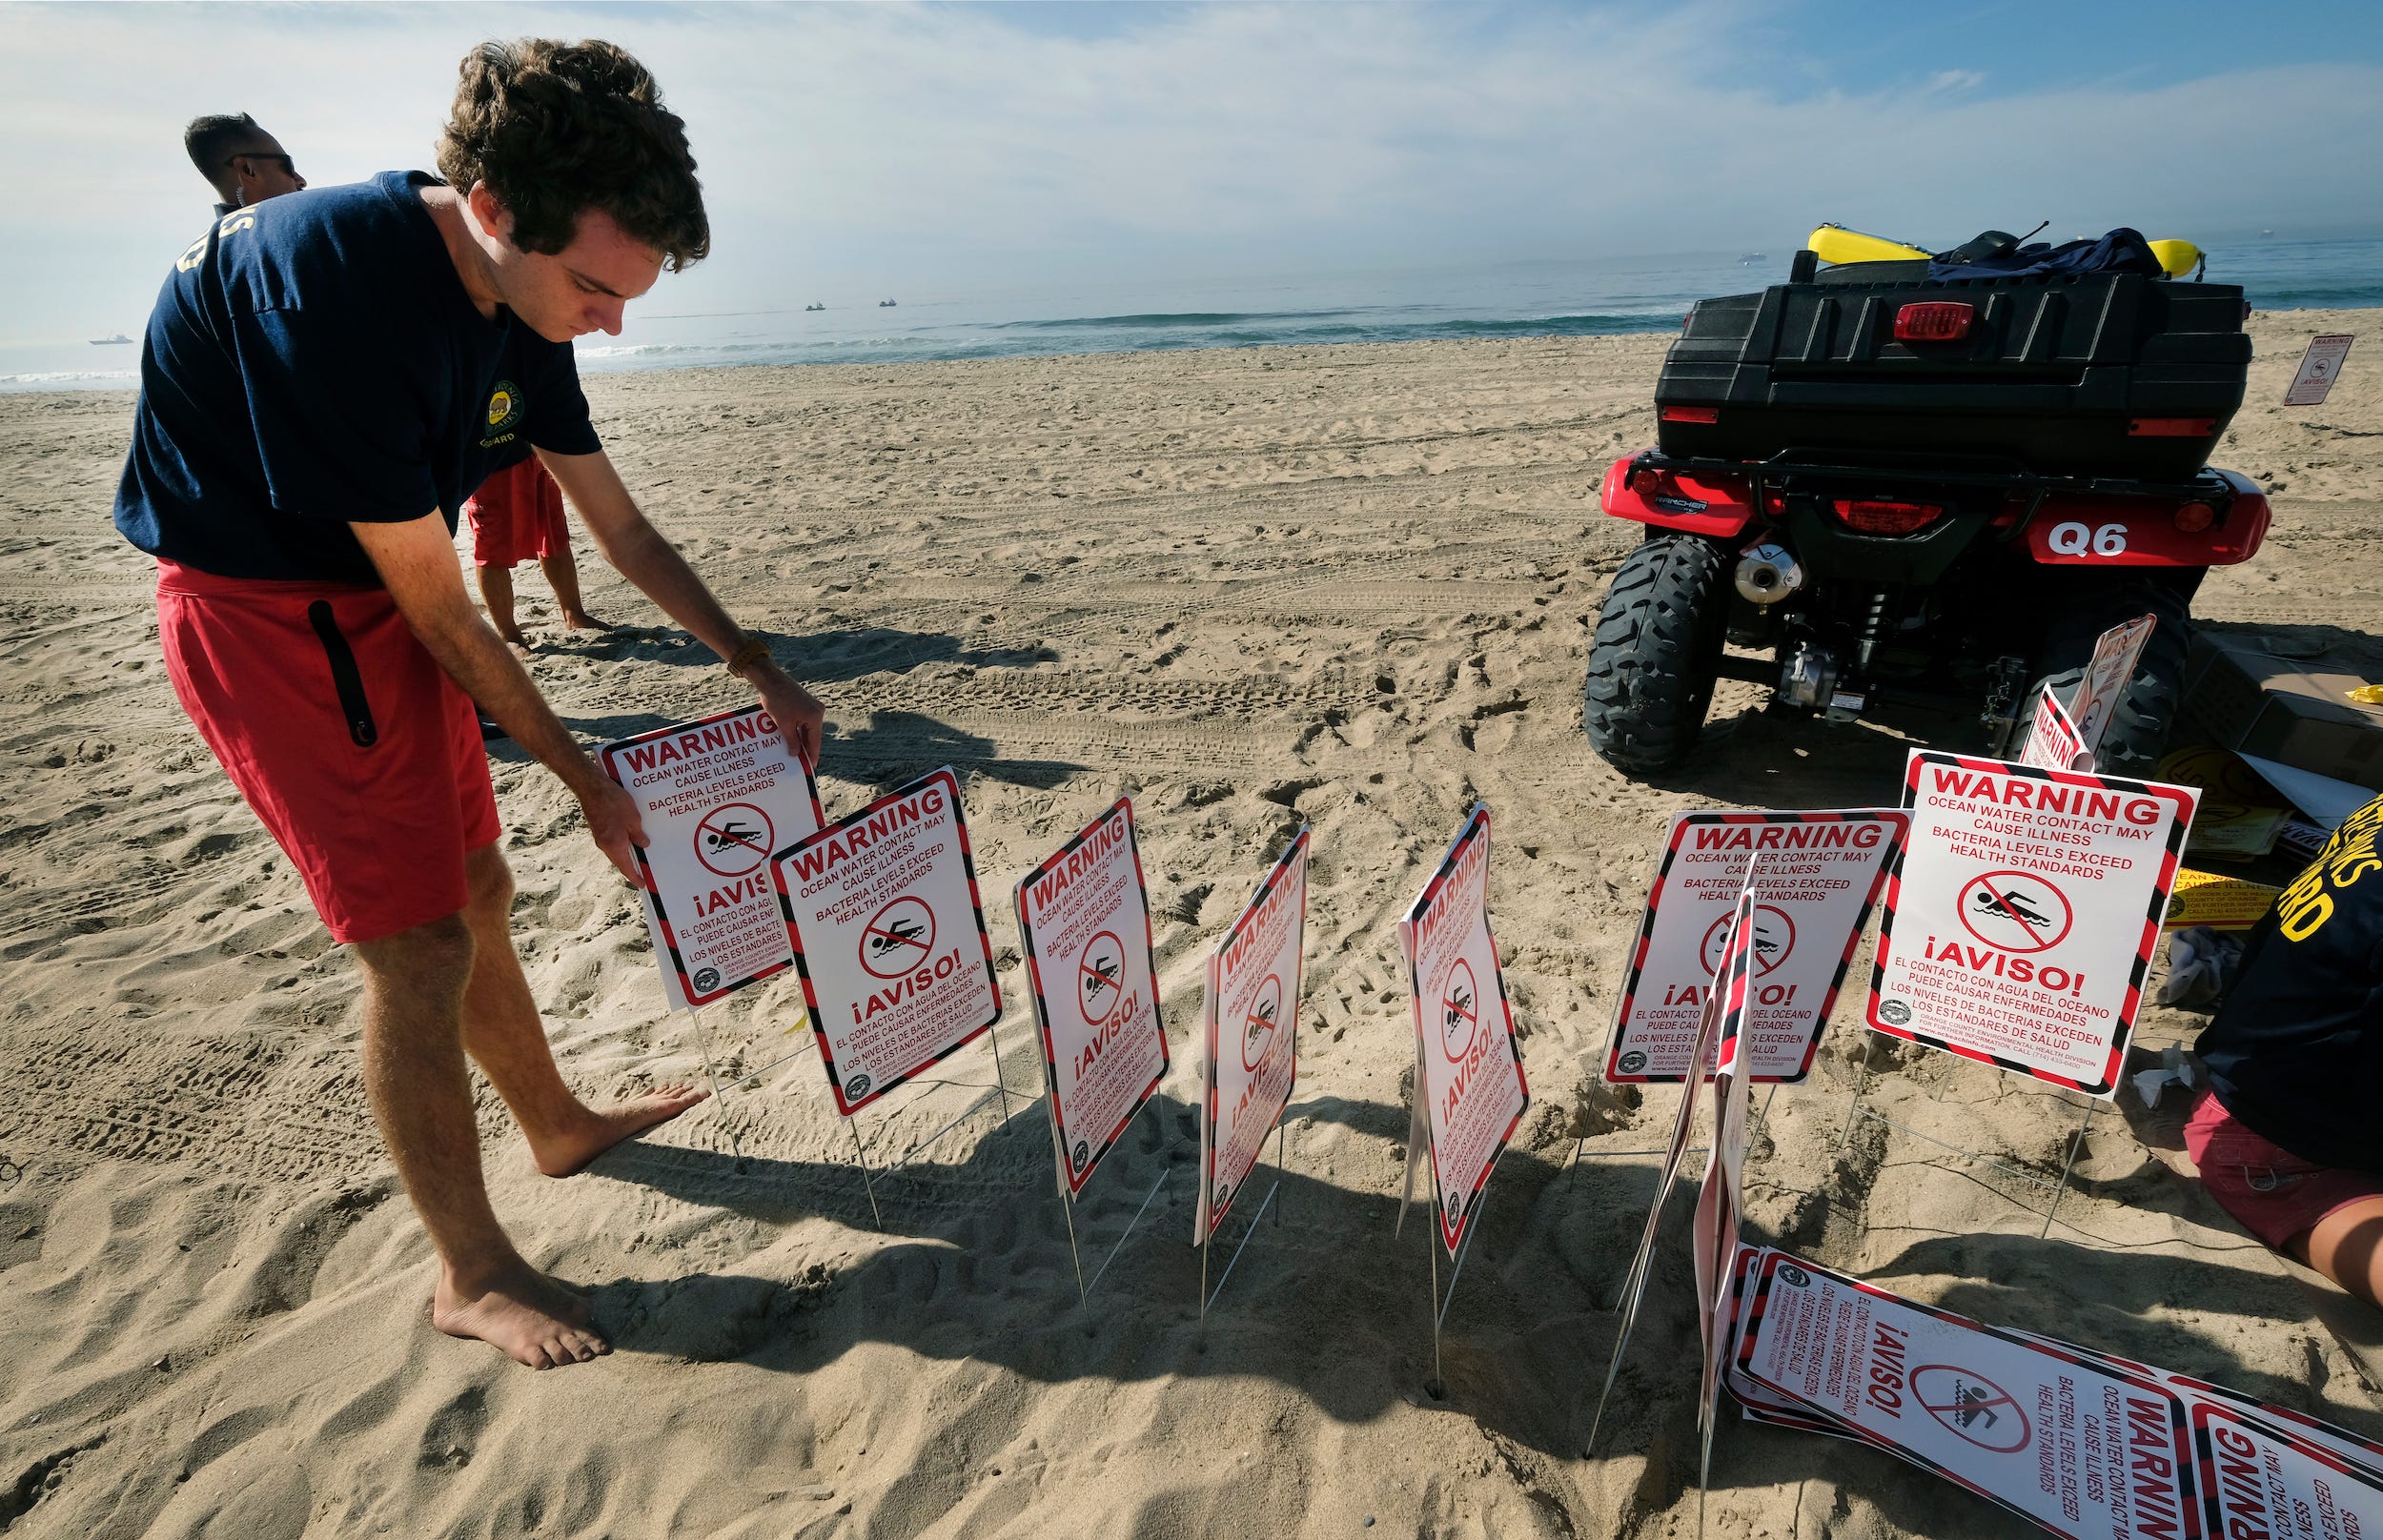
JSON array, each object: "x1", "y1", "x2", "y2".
[
  {"x1": 184, "y1": 113, "x2": 306, "y2": 215},
  {"x1": 466, "y1": 441, "x2": 607, "y2": 654},
  {"x1": 2189, "y1": 793, "x2": 2383, "y2": 1307},
  {"x1": 120, "y1": 39, "x2": 825, "y2": 1369}
]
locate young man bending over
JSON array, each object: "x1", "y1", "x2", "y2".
[
  {"x1": 115, "y1": 39, "x2": 824, "y2": 1368},
  {"x1": 2190, "y1": 794, "x2": 2383, "y2": 1307}
]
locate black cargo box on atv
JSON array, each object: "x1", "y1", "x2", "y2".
[{"x1": 1654, "y1": 269, "x2": 2250, "y2": 479}]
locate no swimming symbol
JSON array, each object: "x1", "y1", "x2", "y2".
[
  {"x1": 1956, "y1": 871, "x2": 2072, "y2": 954},
  {"x1": 1440, "y1": 958, "x2": 1478, "y2": 1063},
  {"x1": 695, "y1": 801, "x2": 774, "y2": 879},
  {"x1": 1242, "y1": 973, "x2": 1284, "y2": 1072},
  {"x1": 1077, "y1": 930, "x2": 1125, "y2": 1027},
  {"x1": 861, "y1": 895, "x2": 937, "y2": 979},
  {"x1": 1701, "y1": 903, "x2": 1794, "y2": 977},
  {"x1": 1913, "y1": 1364, "x2": 2031, "y2": 1453}
]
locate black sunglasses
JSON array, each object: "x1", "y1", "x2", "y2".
[{"x1": 225, "y1": 152, "x2": 296, "y2": 173}]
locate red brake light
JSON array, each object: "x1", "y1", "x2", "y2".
[
  {"x1": 1630, "y1": 467, "x2": 1661, "y2": 497},
  {"x1": 2128, "y1": 417, "x2": 2217, "y2": 437},
  {"x1": 1893, "y1": 302, "x2": 1973, "y2": 342},
  {"x1": 1832, "y1": 498, "x2": 1943, "y2": 535},
  {"x1": 1660, "y1": 405, "x2": 1720, "y2": 424},
  {"x1": 2172, "y1": 500, "x2": 2215, "y2": 533}
]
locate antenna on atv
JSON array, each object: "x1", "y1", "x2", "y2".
[{"x1": 2016, "y1": 218, "x2": 2050, "y2": 245}]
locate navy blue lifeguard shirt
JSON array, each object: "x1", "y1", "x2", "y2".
[{"x1": 114, "y1": 171, "x2": 601, "y2": 584}]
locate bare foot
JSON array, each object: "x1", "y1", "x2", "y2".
[
  {"x1": 433, "y1": 1260, "x2": 608, "y2": 1369},
  {"x1": 561, "y1": 610, "x2": 612, "y2": 633},
  {"x1": 505, "y1": 639, "x2": 534, "y2": 662},
  {"x1": 531, "y1": 1085, "x2": 710, "y2": 1178}
]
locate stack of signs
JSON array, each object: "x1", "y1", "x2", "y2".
[
  {"x1": 1195, "y1": 828, "x2": 1310, "y2": 1244},
  {"x1": 769, "y1": 767, "x2": 1002, "y2": 1114},
  {"x1": 1691, "y1": 886, "x2": 1759, "y2": 1474},
  {"x1": 1399, "y1": 805, "x2": 1529, "y2": 1259},
  {"x1": 2018, "y1": 691, "x2": 2091, "y2": 774},
  {"x1": 600, "y1": 705, "x2": 825, "y2": 1010},
  {"x1": 1014, "y1": 800, "x2": 1169, "y2": 1198},
  {"x1": 1605, "y1": 811, "x2": 1907, "y2": 1085},
  {"x1": 1725, "y1": 1247, "x2": 2383, "y2": 1540},
  {"x1": 1868, "y1": 751, "x2": 2197, "y2": 1098},
  {"x1": 1586, "y1": 862, "x2": 1759, "y2": 1455}
]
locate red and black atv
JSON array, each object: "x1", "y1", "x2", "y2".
[{"x1": 1583, "y1": 243, "x2": 2269, "y2": 780}]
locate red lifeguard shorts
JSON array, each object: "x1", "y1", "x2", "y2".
[
  {"x1": 462, "y1": 458, "x2": 569, "y2": 569},
  {"x1": 154, "y1": 560, "x2": 501, "y2": 944},
  {"x1": 2184, "y1": 1086, "x2": 2383, "y2": 1250}
]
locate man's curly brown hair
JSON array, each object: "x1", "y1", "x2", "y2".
[{"x1": 437, "y1": 38, "x2": 709, "y2": 271}]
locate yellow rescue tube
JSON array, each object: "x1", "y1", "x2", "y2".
[
  {"x1": 1808, "y1": 223, "x2": 1931, "y2": 265},
  {"x1": 2148, "y1": 239, "x2": 2203, "y2": 279}
]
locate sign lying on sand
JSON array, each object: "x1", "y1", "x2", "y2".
[
  {"x1": 1725, "y1": 1247, "x2": 2383, "y2": 1540},
  {"x1": 1606, "y1": 810, "x2": 1905, "y2": 1084},
  {"x1": 1400, "y1": 804, "x2": 1528, "y2": 1259},
  {"x1": 1868, "y1": 751, "x2": 2196, "y2": 1098},
  {"x1": 1194, "y1": 827, "x2": 1309, "y2": 1243},
  {"x1": 1015, "y1": 799, "x2": 1169, "y2": 1199},
  {"x1": 771, "y1": 767, "x2": 1001, "y2": 1115},
  {"x1": 600, "y1": 705, "x2": 825, "y2": 1010}
]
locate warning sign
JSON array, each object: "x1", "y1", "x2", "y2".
[
  {"x1": 2286, "y1": 333, "x2": 2355, "y2": 407},
  {"x1": 1015, "y1": 799, "x2": 1169, "y2": 1199},
  {"x1": 1868, "y1": 751, "x2": 2196, "y2": 1098},
  {"x1": 1732, "y1": 1250, "x2": 2197, "y2": 1540},
  {"x1": 2068, "y1": 614, "x2": 2154, "y2": 757},
  {"x1": 1196, "y1": 828, "x2": 1309, "y2": 1242},
  {"x1": 2190, "y1": 1401, "x2": 2383, "y2": 1540},
  {"x1": 771, "y1": 767, "x2": 1001, "y2": 1115},
  {"x1": 2018, "y1": 689, "x2": 2090, "y2": 774},
  {"x1": 1606, "y1": 810, "x2": 1906, "y2": 1084},
  {"x1": 1401, "y1": 804, "x2": 1529, "y2": 1259},
  {"x1": 2162, "y1": 867, "x2": 2279, "y2": 931},
  {"x1": 600, "y1": 705, "x2": 825, "y2": 1011}
]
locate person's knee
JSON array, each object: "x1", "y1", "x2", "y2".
[
  {"x1": 464, "y1": 846, "x2": 516, "y2": 917},
  {"x1": 356, "y1": 910, "x2": 476, "y2": 991}
]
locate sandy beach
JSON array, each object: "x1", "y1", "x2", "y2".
[{"x1": 1, "y1": 309, "x2": 2378, "y2": 1538}]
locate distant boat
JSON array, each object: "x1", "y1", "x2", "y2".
[
  {"x1": 805, "y1": 302, "x2": 825, "y2": 312},
  {"x1": 2260, "y1": 229, "x2": 2274, "y2": 238},
  {"x1": 878, "y1": 299, "x2": 897, "y2": 308},
  {"x1": 89, "y1": 333, "x2": 132, "y2": 345},
  {"x1": 1737, "y1": 253, "x2": 1765, "y2": 264}
]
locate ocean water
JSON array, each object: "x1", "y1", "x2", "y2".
[{"x1": 8, "y1": 237, "x2": 2379, "y2": 393}]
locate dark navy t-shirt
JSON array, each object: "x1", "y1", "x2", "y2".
[
  {"x1": 2198, "y1": 793, "x2": 2383, "y2": 1171},
  {"x1": 113, "y1": 171, "x2": 601, "y2": 584}
]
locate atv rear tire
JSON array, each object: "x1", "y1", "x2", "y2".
[
  {"x1": 2021, "y1": 576, "x2": 2193, "y2": 780},
  {"x1": 1584, "y1": 532, "x2": 1732, "y2": 775}
]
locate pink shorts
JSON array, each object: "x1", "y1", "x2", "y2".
[
  {"x1": 156, "y1": 560, "x2": 501, "y2": 944},
  {"x1": 463, "y1": 458, "x2": 568, "y2": 569},
  {"x1": 2184, "y1": 1087, "x2": 2383, "y2": 1250}
]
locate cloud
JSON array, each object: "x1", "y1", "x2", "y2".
[{"x1": 2, "y1": 1, "x2": 2378, "y2": 340}]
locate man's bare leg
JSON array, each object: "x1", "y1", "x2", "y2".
[
  {"x1": 540, "y1": 544, "x2": 608, "y2": 632},
  {"x1": 2291, "y1": 1198, "x2": 2383, "y2": 1310},
  {"x1": 354, "y1": 913, "x2": 608, "y2": 1368},
  {"x1": 475, "y1": 561, "x2": 532, "y2": 656},
  {"x1": 456, "y1": 843, "x2": 705, "y2": 1178}
]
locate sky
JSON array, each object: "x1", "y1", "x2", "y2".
[{"x1": 4, "y1": 0, "x2": 2380, "y2": 345}]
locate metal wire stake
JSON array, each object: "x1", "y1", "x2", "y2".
[
  {"x1": 1061, "y1": 1189, "x2": 1088, "y2": 1305},
  {"x1": 1837, "y1": 1044, "x2": 1872, "y2": 1152},
  {"x1": 686, "y1": 1004, "x2": 743, "y2": 1165},
  {"x1": 847, "y1": 1115, "x2": 882, "y2": 1227},
  {"x1": 1426, "y1": 1195, "x2": 1445, "y2": 1397},
  {"x1": 985, "y1": 1018, "x2": 1015, "y2": 1126},
  {"x1": 2038, "y1": 1096, "x2": 2096, "y2": 1240}
]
